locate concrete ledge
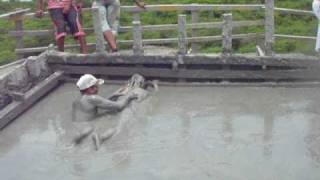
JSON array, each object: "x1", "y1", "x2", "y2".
[
  {"x1": 0, "y1": 71, "x2": 63, "y2": 129},
  {"x1": 0, "y1": 51, "x2": 52, "y2": 111}
]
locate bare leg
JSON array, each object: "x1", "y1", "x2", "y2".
[
  {"x1": 92, "y1": 132, "x2": 101, "y2": 151},
  {"x1": 74, "y1": 126, "x2": 94, "y2": 144},
  {"x1": 92, "y1": 128, "x2": 116, "y2": 151},
  {"x1": 78, "y1": 36, "x2": 87, "y2": 54},
  {"x1": 103, "y1": 31, "x2": 117, "y2": 52},
  {"x1": 56, "y1": 37, "x2": 65, "y2": 52},
  {"x1": 100, "y1": 128, "x2": 116, "y2": 142}
]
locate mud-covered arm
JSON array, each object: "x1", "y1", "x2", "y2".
[{"x1": 89, "y1": 94, "x2": 135, "y2": 111}]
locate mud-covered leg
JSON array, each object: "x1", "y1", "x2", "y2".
[
  {"x1": 100, "y1": 128, "x2": 116, "y2": 142},
  {"x1": 73, "y1": 126, "x2": 94, "y2": 144},
  {"x1": 92, "y1": 132, "x2": 101, "y2": 151},
  {"x1": 92, "y1": 128, "x2": 116, "y2": 151}
]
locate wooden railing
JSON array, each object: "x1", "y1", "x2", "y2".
[{"x1": 0, "y1": 1, "x2": 317, "y2": 58}]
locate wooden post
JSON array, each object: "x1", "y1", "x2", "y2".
[
  {"x1": 222, "y1": 13, "x2": 232, "y2": 56},
  {"x1": 132, "y1": 12, "x2": 140, "y2": 22},
  {"x1": 191, "y1": 10, "x2": 199, "y2": 53},
  {"x1": 14, "y1": 9, "x2": 24, "y2": 60},
  {"x1": 178, "y1": 14, "x2": 187, "y2": 55},
  {"x1": 132, "y1": 21, "x2": 144, "y2": 55},
  {"x1": 265, "y1": 0, "x2": 274, "y2": 56},
  {"x1": 92, "y1": 7, "x2": 105, "y2": 53}
]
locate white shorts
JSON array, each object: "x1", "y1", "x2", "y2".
[{"x1": 92, "y1": 0, "x2": 120, "y2": 35}]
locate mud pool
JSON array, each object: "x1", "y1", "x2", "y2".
[{"x1": 0, "y1": 83, "x2": 319, "y2": 180}]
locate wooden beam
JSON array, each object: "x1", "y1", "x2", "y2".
[
  {"x1": 191, "y1": 10, "x2": 200, "y2": 53},
  {"x1": 274, "y1": 7, "x2": 314, "y2": 16},
  {"x1": 178, "y1": 14, "x2": 187, "y2": 55},
  {"x1": 274, "y1": 34, "x2": 316, "y2": 41},
  {"x1": 132, "y1": 20, "x2": 144, "y2": 55},
  {"x1": 51, "y1": 65, "x2": 320, "y2": 80},
  {"x1": 0, "y1": 71, "x2": 63, "y2": 130},
  {"x1": 0, "y1": 8, "x2": 30, "y2": 20},
  {"x1": 222, "y1": 13, "x2": 233, "y2": 56},
  {"x1": 121, "y1": 4, "x2": 264, "y2": 13},
  {"x1": 92, "y1": 7, "x2": 105, "y2": 53},
  {"x1": 9, "y1": 20, "x2": 264, "y2": 38},
  {"x1": 265, "y1": 0, "x2": 274, "y2": 56}
]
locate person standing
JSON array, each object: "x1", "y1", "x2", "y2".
[
  {"x1": 313, "y1": 0, "x2": 320, "y2": 52},
  {"x1": 92, "y1": 0, "x2": 146, "y2": 52},
  {"x1": 36, "y1": 0, "x2": 87, "y2": 53}
]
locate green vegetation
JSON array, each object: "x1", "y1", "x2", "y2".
[{"x1": 0, "y1": 0, "x2": 318, "y2": 65}]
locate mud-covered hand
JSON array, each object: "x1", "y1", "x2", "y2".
[{"x1": 134, "y1": 0, "x2": 146, "y2": 10}]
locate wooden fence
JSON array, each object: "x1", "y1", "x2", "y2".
[{"x1": 0, "y1": 1, "x2": 317, "y2": 58}]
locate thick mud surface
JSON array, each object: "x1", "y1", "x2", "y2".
[{"x1": 0, "y1": 83, "x2": 320, "y2": 180}]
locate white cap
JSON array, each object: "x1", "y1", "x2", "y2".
[{"x1": 76, "y1": 74, "x2": 104, "y2": 90}]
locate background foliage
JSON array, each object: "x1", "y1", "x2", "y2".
[{"x1": 0, "y1": 0, "x2": 317, "y2": 65}]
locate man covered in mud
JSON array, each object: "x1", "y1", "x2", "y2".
[{"x1": 72, "y1": 74, "x2": 137, "y2": 147}]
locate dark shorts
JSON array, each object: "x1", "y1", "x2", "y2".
[{"x1": 49, "y1": 6, "x2": 85, "y2": 40}]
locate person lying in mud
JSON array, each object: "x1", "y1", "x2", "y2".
[
  {"x1": 72, "y1": 74, "x2": 137, "y2": 146},
  {"x1": 72, "y1": 74, "x2": 157, "y2": 150}
]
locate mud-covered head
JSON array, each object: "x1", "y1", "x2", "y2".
[
  {"x1": 77, "y1": 74, "x2": 104, "y2": 95},
  {"x1": 127, "y1": 74, "x2": 145, "y2": 89}
]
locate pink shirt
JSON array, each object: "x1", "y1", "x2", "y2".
[{"x1": 48, "y1": 0, "x2": 70, "y2": 9}]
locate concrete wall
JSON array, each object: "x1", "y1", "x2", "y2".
[{"x1": 0, "y1": 52, "x2": 52, "y2": 109}]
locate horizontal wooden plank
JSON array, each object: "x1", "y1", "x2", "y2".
[
  {"x1": 51, "y1": 65, "x2": 320, "y2": 80},
  {"x1": 15, "y1": 33, "x2": 260, "y2": 54},
  {"x1": 9, "y1": 20, "x2": 264, "y2": 38},
  {"x1": 120, "y1": 4, "x2": 264, "y2": 13},
  {"x1": 46, "y1": 51, "x2": 320, "y2": 68},
  {"x1": 275, "y1": 34, "x2": 316, "y2": 41},
  {"x1": 24, "y1": 4, "x2": 264, "y2": 19},
  {"x1": 0, "y1": 71, "x2": 63, "y2": 129},
  {"x1": 274, "y1": 7, "x2": 314, "y2": 16},
  {"x1": 0, "y1": 8, "x2": 30, "y2": 20}
]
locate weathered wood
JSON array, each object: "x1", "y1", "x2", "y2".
[
  {"x1": 191, "y1": 10, "x2": 199, "y2": 53},
  {"x1": 222, "y1": 13, "x2": 233, "y2": 56},
  {"x1": 0, "y1": 8, "x2": 30, "y2": 20},
  {"x1": 132, "y1": 12, "x2": 140, "y2": 22},
  {"x1": 121, "y1": 4, "x2": 264, "y2": 13},
  {"x1": 132, "y1": 21, "x2": 144, "y2": 55},
  {"x1": 274, "y1": 7, "x2": 314, "y2": 16},
  {"x1": 0, "y1": 71, "x2": 63, "y2": 130},
  {"x1": 51, "y1": 65, "x2": 320, "y2": 80},
  {"x1": 265, "y1": 0, "x2": 274, "y2": 56},
  {"x1": 92, "y1": 7, "x2": 105, "y2": 53},
  {"x1": 178, "y1": 14, "x2": 187, "y2": 55},
  {"x1": 46, "y1": 51, "x2": 320, "y2": 68},
  {"x1": 9, "y1": 20, "x2": 264, "y2": 38},
  {"x1": 14, "y1": 9, "x2": 25, "y2": 60},
  {"x1": 22, "y1": 5, "x2": 314, "y2": 20},
  {"x1": 274, "y1": 34, "x2": 316, "y2": 41}
]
